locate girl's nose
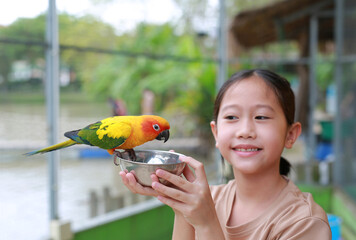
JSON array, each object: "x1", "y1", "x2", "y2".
[{"x1": 235, "y1": 119, "x2": 256, "y2": 139}]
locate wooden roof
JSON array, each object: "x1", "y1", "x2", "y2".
[{"x1": 229, "y1": 0, "x2": 334, "y2": 48}]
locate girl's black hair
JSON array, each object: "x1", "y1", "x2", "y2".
[
  {"x1": 213, "y1": 69, "x2": 295, "y2": 176},
  {"x1": 280, "y1": 157, "x2": 292, "y2": 176}
]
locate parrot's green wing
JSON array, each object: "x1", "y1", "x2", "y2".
[{"x1": 65, "y1": 120, "x2": 132, "y2": 150}]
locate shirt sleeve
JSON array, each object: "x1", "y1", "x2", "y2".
[{"x1": 275, "y1": 217, "x2": 332, "y2": 240}]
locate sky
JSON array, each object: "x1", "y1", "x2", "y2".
[{"x1": 0, "y1": 0, "x2": 182, "y2": 32}]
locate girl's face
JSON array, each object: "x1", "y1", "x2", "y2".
[{"x1": 211, "y1": 76, "x2": 300, "y2": 176}]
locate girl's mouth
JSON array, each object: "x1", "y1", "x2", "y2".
[
  {"x1": 234, "y1": 148, "x2": 260, "y2": 152},
  {"x1": 232, "y1": 145, "x2": 262, "y2": 157}
]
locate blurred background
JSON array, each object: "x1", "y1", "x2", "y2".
[{"x1": 0, "y1": 0, "x2": 355, "y2": 239}]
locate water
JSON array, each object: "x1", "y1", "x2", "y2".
[{"x1": 0, "y1": 102, "x2": 111, "y2": 149}]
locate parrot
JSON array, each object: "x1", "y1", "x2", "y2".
[{"x1": 26, "y1": 115, "x2": 170, "y2": 164}]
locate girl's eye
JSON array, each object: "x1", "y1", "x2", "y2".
[
  {"x1": 255, "y1": 116, "x2": 269, "y2": 120},
  {"x1": 225, "y1": 115, "x2": 238, "y2": 120}
]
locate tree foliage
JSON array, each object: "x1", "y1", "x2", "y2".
[
  {"x1": 0, "y1": 15, "x2": 46, "y2": 89},
  {"x1": 0, "y1": 13, "x2": 118, "y2": 90},
  {"x1": 87, "y1": 23, "x2": 216, "y2": 121},
  {"x1": 58, "y1": 13, "x2": 117, "y2": 85}
]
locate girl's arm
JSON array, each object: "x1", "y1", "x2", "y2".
[{"x1": 152, "y1": 155, "x2": 225, "y2": 240}]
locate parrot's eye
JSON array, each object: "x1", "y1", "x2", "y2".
[{"x1": 153, "y1": 124, "x2": 160, "y2": 131}]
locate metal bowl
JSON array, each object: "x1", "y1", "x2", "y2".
[{"x1": 115, "y1": 150, "x2": 186, "y2": 187}]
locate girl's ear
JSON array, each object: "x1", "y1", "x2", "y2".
[
  {"x1": 210, "y1": 121, "x2": 219, "y2": 148},
  {"x1": 285, "y1": 122, "x2": 302, "y2": 149}
]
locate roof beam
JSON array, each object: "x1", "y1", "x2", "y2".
[{"x1": 278, "y1": 0, "x2": 333, "y2": 24}]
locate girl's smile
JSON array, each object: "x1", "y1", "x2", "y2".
[{"x1": 232, "y1": 144, "x2": 262, "y2": 157}]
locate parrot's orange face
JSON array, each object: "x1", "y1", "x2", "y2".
[{"x1": 141, "y1": 115, "x2": 170, "y2": 143}]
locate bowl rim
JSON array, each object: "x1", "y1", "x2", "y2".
[{"x1": 114, "y1": 149, "x2": 185, "y2": 166}]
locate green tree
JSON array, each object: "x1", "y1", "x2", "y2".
[
  {"x1": 0, "y1": 15, "x2": 45, "y2": 91},
  {"x1": 58, "y1": 13, "x2": 117, "y2": 87},
  {"x1": 88, "y1": 24, "x2": 203, "y2": 112},
  {"x1": 0, "y1": 13, "x2": 118, "y2": 91}
]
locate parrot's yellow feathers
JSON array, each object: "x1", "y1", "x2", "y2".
[{"x1": 96, "y1": 119, "x2": 131, "y2": 140}]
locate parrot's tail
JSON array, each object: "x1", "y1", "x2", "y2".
[{"x1": 25, "y1": 140, "x2": 77, "y2": 156}]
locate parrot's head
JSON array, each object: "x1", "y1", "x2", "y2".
[{"x1": 141, "y1": 115, "x2": 170, "y2": 143}]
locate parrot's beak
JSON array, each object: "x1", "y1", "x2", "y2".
[{"x1": 156, "y1": 130, "x2": 170, "y2": 143}]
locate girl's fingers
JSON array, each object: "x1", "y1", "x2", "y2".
[
  {"x1": 119, "y1": 171, "x2": 129, "y2": 185},
  {"x1": 156, "y1": 194, "x2": 187, "y2": 212},
  {"x1": 152, "y1": 181, "x2": 189, "y2": 203},
  {"x1": 126, "y1": 171, "x2": 138, "y2": 186},
  {"x1": 180, "y1": 155, "x2": 207, "y2": 180},
  {"x1": 120, "y1": 171, "x2": 138, "y2": 190},
  {"x1": 150, "y1": 173, "x2": 160, "y2": 183},
  {"x1": 119, "y1": 171, "x2": 158, "y2": 196},
  {"x1": 155, "y1": 168, "x2": 191, "y2": 191},
  {"x1": 182, "y1": 164, "x2": 196, "y2": 182}
]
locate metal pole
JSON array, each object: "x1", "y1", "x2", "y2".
[
  {"x1": 333, "y1": 0, "x2": 344, "y2": 185},
  {"x1": 306, "y1": 14, "x2": 318, "y2": 183},
  {"x1": 46, "y1": 0, "x2": 60, "y2": 220},
  {"x1": 217, "y1": 0, "x2": 227, "y2": 90},
  {"x1": 215, "y1": 0, "x2": 227, "y2": 183}
]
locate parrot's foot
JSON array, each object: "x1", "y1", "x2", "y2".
[
  {"x1": 126, "y1": 149, "x2": 137, "y2": 161},
  {"x1": 113, "y1": 149, "x2": 137, "y2": 166}
]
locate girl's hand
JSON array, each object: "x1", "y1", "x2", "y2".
[
  {"x1": 119, "y1": 170, "x2": 159, "y2": 197},
  {"x1": 151, "y1": 155, "x2": 219, "y2": 229}
]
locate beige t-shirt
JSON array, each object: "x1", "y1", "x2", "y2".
[{"x1": 209, "y1": 179, "x2": 331, "y2": 240}]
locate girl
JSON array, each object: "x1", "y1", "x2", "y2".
[{"x1": 120, "y1": 69, "x2": 331, "y2": 239}]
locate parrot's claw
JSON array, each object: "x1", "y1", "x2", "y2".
[
  {"x1": 127, "y1": 149, "x2": 137, "y2": 161},
  {"x1": 113, "y1": 149, "x2": 137, "y2": 166}
]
